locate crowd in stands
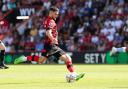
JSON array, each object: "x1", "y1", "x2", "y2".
[{"x1": 0, "y1": 0, "x2": 128, "y2": 53}]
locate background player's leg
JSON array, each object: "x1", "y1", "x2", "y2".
[
  {"x1": 110, "y1": 47, "x2": 128, "y2": 56},
  {"x1": 0, "y1": 41, "x2": 8, "y2": 69}
]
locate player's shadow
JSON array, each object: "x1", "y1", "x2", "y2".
[
  {"x1": 49, "y1": 81, "x2": 72, "y2": 84},
  {"x1": 0, "y1": 83, "x2": 25, "y2": 85},
  {"x1": 109, "y1": 87, "x2": 128, "y2": 88},
  {"x1": 0, "y1": 82, "x2": 40, "y2": 85}
]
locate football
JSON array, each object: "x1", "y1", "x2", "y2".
[{"x1": 65, "y1": 73, "x2": 76, "y2": 83}]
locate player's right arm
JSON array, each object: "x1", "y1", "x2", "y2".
[
  {"x1": 44, "y1": 19, "x2": 57, "y2": 44},
  {"x1": 46, "y1": 29, "x2": 57, "y2": 44}
]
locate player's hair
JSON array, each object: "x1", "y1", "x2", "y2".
[{"x1": 50, "y1": 6, "x2": 59, "y2": 12}]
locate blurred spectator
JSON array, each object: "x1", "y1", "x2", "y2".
[
  {"x1": 0, "y1": 0, "x2": 128, "y2": 52},
  {"x1": 35, "y1": 39, "x2": 44, "y2": 51}
]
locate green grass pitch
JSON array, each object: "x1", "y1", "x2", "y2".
[{"x1": 0, "y1": 65, "x2": 128, "y2": 89}]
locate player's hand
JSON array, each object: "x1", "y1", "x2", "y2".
[
  {"x1": 52, "y1": 38, "x2": 58, "y2": 44},
  {"x1": 51, "y1": 38, "x2": 58, "y2": 44}
]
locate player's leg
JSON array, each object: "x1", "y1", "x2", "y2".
[
  {"x1": 50, "y1": 45, "x2": 84, "y2": 81},
  {"x1": 48, "y1": 44, "x2": 75, "y2": 73},
  {"x1": 27, "y1": 55, "x2": 47, "y2": 64},
  {"x1": 0, "y1": 41, "x2": 9, "y2": 69},
  {"x1": 38, "y1": 50, "x2": 49, "y2": 64},
  {"x1": 60, "y1": 54, "x2": 75, "y2": 73},
  {"x1": 14, "y1": 44, "x2": 49, "y2": 64},
  {"x1": 38, "y1": 56, "x2": 47, "y2": 64},
  {"x1": 110, "y1": 47, "x2": 128, "y2": 56},
  {"x1": 14, "y1": 55, "x2": 27, "y2": 64},
  {"x1": 14, "y1": 55, "x2": 47, "y2": 64},
  {"x1": 59, "y1": 53, "x2": 85, "y2": 81}
]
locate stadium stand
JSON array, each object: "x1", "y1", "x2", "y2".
[{"x1": 0, "y1": 0, "x2": 128, "y2": 52}]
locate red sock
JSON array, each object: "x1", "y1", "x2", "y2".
[
  {"x1": 26, "y1": 55, "x2": 39, "y2": 62},
  {"x1": 66, "y1": 60, "x2": 74, "y2": 73}
]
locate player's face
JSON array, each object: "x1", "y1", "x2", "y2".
[{"x1": 52, "y1": 11, "x2": 59, "y2": 20}]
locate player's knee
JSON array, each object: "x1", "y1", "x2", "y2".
[
  {"x1": 60, "y1": 54, "x2": 72, "y2": 62},
  {"x1": 65, "y1": 54, "x2": 72, "y2": 61}
]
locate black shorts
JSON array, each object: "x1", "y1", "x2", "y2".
[{"x1": 42, "y1": 44, "x2": 65, "y2": 59}]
